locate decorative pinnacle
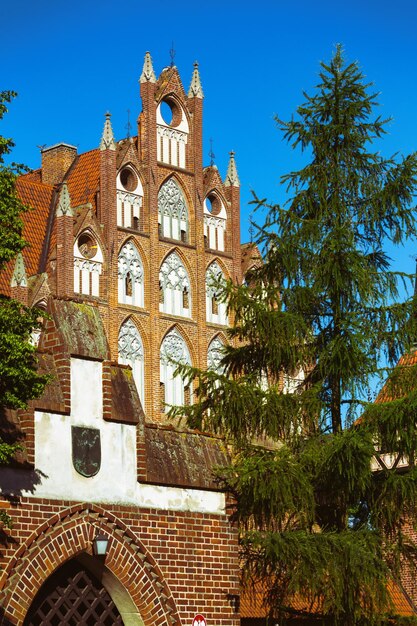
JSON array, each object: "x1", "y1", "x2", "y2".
[
  {"x1": 100, "y1": 112, "x2": 116, "y2": 151},
  {"x1": 11, "y1": 252, "x2": 27, "y2": 288},
  {"x1": 188, "y1": 61, "x2": 204, "y2": 98},
  {"x1": 140, "y1": 51, "x2": 156, "y2": 83},
  {"x1": 224, "y1": 151, "x2": 240, "y2": 187},
  {"x1": 56, "y1": 182, "x2": 73, "y2": 217}
]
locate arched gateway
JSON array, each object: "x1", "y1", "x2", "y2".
[
  {"x1": 24, "y1": 557, "x2": 124, "y2": 625},
  {"x1": 0, "y1": 505, "x2": 179, "y2": 626}
]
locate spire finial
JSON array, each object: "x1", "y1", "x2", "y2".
[
  {"x1": 169, "y1": 41, "x2": 176, "y2": 68},
  {"x1": 411, "y1": 255, "x2": 417, "y2": 352},
  {"x1": 224, "y1": 151, "x2": 240, "y2": 187},
  {"x1": 140, "y1": 51, "x2": 156, "y2": 83},
  {"x1": 125, "y1": 109, "x2": 132, "y2": 139},
  {"x1": 100, "y1": 111, "x2": 116, "y2": 151},
  {"x1": 249, "y1": 212, "x2": 255, "y2": 243},
  {"x1": 56, "y1": 181, "x2": 73, "y2": 217},
  {"x1": 10, "y1": 252, "x2": 27, "y2": 288},
  {"x1": 209, "y1": 138, "x2": 215, "y2": 166},
  {"x1": 188, "y1": 61, "x2": 204, "y2": 99}
]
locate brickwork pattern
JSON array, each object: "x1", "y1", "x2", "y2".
[
  {"x1": 41, "y1": 145, "x2": 77, "y2": 186},
  {"x1": 0, "y1": 500, "x2": 240, "y2": 626}
]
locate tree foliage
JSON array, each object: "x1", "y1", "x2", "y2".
[
  {"x1": 171, "y1": 47, "x2": 417, "y2": 624},
  {"x1": 0, "y1": 91, "x2": 48, "y2": 521}
]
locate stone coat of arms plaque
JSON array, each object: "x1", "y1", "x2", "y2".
[{"x1": 71, "y1": 426, "x2": 101, "y2": 477}]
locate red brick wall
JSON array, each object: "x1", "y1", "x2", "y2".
[
  {"x1": 0, "y1": 499, "x2": 240, "y2": 626},
  {"x1": 41, "y1": 145, "x2": 77, "y2": 186}
]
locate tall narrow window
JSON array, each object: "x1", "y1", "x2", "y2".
[
  {"x1": 207, "y1": 337, "x2": 226, "y2": 375},
  {"x1": 74, "y1": 232, "x2": 103, "y2": 297},
  {"x1": 203, "y1": 193, "x2": 227, "y2": 251},
  {"x1": 206, "y1": 262, "x2": 227, "y2": 325},
  {"x1": 117, "y1": 167, "x2": 143, "y2": 229},
  {"x1": 159, "y1": 252, "x2": 191, "y2": 317},
  {"x1": 125, "y1": 273, "x2": 133, "y2": 297},
  {"x1": 118, "y1": 241, "x2": 144, "y2": 307},
  {"x1": 160, "y1": 329, "x2": 191, "y2": 411},
  {"x1": 158, "y1": 179, "x2": 188, "y2": 241},
  {"x1": 212, "y1": 295, "x2": 218, "y2": 315},
  {"x1": 118, "y1": 319, "x2": 144, "y2": 403},
  {"x1": 183, "y1": 287, "x2": 189, "y2": 309},
  {"x1": 160, "y1": 382, "x2": 165, "y2": 412}
]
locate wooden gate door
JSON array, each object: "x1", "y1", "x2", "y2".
[{"x1": 24, "y1": 559, "x2": 124, "y2": 625}]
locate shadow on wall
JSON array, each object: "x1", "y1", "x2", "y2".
[{"x1": 0, "y1": 406, "x2": 47, "y2": 500}]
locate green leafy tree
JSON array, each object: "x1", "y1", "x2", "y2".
[
  {"x1": 0, "y1": 91, "x2": 48, "y2": 521},
  {"x1": 171, "y1": 48, "x2": 417, "y2": 624}
]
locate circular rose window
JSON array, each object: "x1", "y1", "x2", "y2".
[
  {"x1": 120, "y1": 168, "x2": 138, "y2": 192},
  {"x1": 78, "y1": 233, "x2": 98, "y2": 259}
]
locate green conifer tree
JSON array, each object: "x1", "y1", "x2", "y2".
[
  {"x1": 171, "y1": 47, "x2": 417, "y2": 624},
  {"x1": 0, "y1": 92, "x2": 48, "y2": 522}
]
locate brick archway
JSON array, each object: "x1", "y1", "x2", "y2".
[{"x1": 0, "y1": 504, "x2": 180, "y2": 626}]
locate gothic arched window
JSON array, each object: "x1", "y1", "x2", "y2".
[
  {"x1": 118, "y1": 241, "x2": 144, "y2": 307},
  {"x1": 158, "y1": 179, "x2": 188, "y2": 242},
  {"x1": 207, "y1": 336, "x2": 226, "y2": 374},
  {"x1": 159, "y1": 252, "x2": 191, "y2": 317},
  {"x1": 118, "y1": 319, "x2": 144, "y2": 402},
  {"x1": 74, "y1": 232, "x2": 103, "y2": 297},
  {"x1": 160, "y1": 329, "x2": 191, "y2": 411},
  {"x1": 203, "y1": 192, "x2": 227, "y2": 252},
  {"x1": 116, "y1": 166, "x2": 143, "y2": 229},
  {"x1": 206, "y1": 262, "x2": 227, "y2": 325}
]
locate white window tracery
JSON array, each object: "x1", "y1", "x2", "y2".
[
  {"x1": 158, "y1": 179, "x2": 188, "y2": 242},
  {"x1": 206, "y1": 262, "x2": 227, "y2": 325},
  {"x1": 118, "y1": 319, "x2": 144, "y2": 402},
  {"x1": 203, "y1": 194, "x2": 227, "y2": 251},
  {"x1": 73, "y1": 233, "x2": 103, "y2": 297},
  {"x1": 116, "y1": 167, "x2": 143, "y2": 229},
  {"x1": 160, "y1": 329, "x2": 191, "y2": 411},
  {"x1": 159, "y1": 252, "x2": 191, "y2": 317},
  {"x1": 118, "y1": 241, "x2": 144, "y2": 307},
  {"x1": 204, "y1": 215, "x2": 226, "y2": 251},
  {"x1": 207, "y1": 337, "x2": 226, "y2": 374},
  {"x1": 156, "y1": 101, "x2": 189, "y2": 169}
]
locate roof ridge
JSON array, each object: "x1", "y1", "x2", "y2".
[{"x1": 17, "y1": 178, "x2": 54, "y2": 190}]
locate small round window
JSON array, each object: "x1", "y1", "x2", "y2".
[
  {"x1": 205, "y1": 193, "x2": 222, "y2": 216},
  {"x1": 120, "y1": 168, "x2": 138, "y2": 192},
  {"x1": 78, "y1": 233, "x2": 98, "y2": 259},
  {"x1": 159, "y1": 98, "x2": 183, "y2": 127}
]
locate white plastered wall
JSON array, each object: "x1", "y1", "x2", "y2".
[{"x1": 7, "y1": 357, "x2": 225, "y2": 515}]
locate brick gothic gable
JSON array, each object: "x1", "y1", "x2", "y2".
[{"x1": 0, "y1": 54, "x2": 242, "y2": 626}]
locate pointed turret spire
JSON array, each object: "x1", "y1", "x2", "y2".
[
  {"x1": 10, "y1": 252, "x2": 27, "y2": 288},
  {"x1": 188, "y1": 62, "x2": 204, "y2": 98},
  {"x1": 140, "y1": 51, "x2": 156, "y2": 83},
  {"x1": 224, "y1": 151, "x2": 240, "y2": 187},
  {"x1": 100, "y1": 112, "x2": 116, "y2": 151},
  {"x1": 411, "y1": 257, "x2": 417, "y2": 353},
  {"x1": 56, "y1": 181, "x2": 73, "y2": 217}
]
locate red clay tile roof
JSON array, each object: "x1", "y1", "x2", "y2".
[
  {"x1": 0, "y1": 148, "x2": 102, "y2": 297},
  {"x1": 66, "y1": 149, "x2": 100, "y2": 209},
  {"x1": 373, "y1": 349, "x2": 417, "y2": 405},
  {"x1": 0, "y1": 178, "x2": 55, "y2": 296},
  {"x1": 240, "y1": 578, "x2": 415, "y2": 620},
  {"x1": 20, "y1": 169, "x2": 42, "y2": 183}
]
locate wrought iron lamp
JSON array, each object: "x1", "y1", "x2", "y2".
[{"x1": 93, "y1": 532, "x2": 109, "y2": 557}]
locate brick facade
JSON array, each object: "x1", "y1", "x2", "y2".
[{"x1": 0, "y1": 53, "x2": 244, "y2": 625}]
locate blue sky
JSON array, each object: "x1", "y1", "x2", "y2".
[{"x1": 2, "y1": 0, "x2": 417, "y2": 282}]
